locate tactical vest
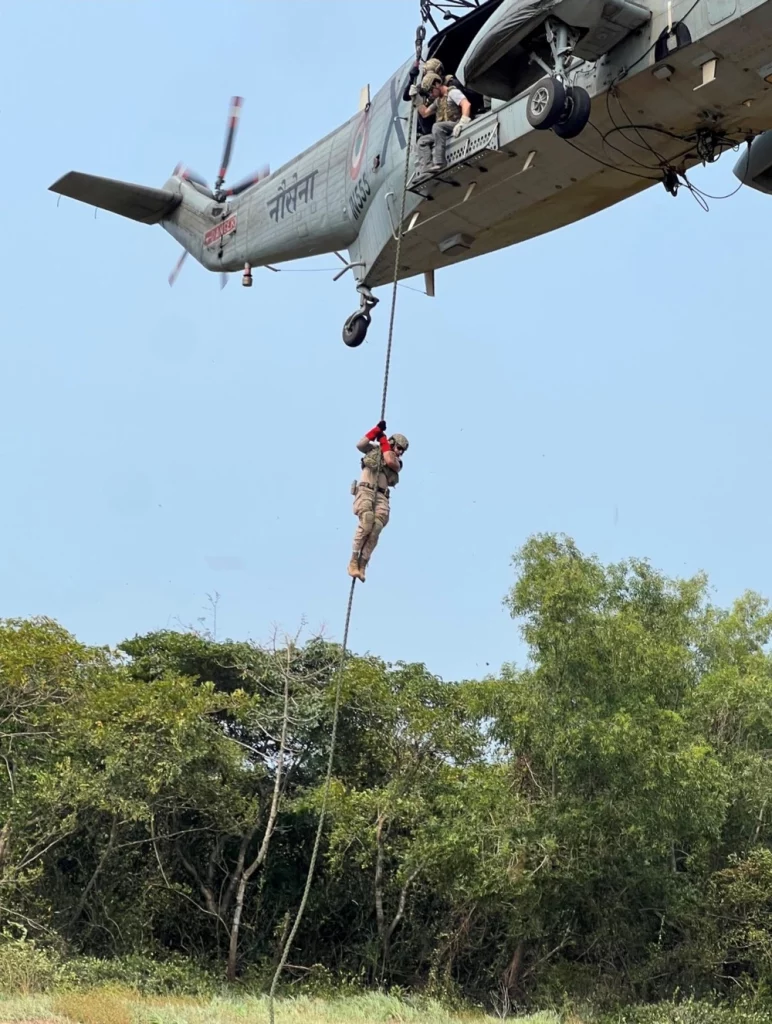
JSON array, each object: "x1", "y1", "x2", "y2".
[
  {"x1": 437, "y1": 91, "x2": 462, "y2": 123},
  {"x1": 361, "y1": 448, "x2": 400, "y2": 487}
]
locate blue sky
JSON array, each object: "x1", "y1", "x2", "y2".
[{"x1": 2, "y1": 0, "x2": 771, "y2": 681}]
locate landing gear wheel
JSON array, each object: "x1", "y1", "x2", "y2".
[
  {"x1": 553, "y1": 85, "x2": 591, "y2": 139},
  {"x1": 342, "y1": 312, "x2": 370, "y2": 348},
  {"x1": 526, "y1": 77, "x2": 567, "y2": 130}
]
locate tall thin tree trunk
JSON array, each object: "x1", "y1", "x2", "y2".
[
  {"x1": 380, "y1": 864, "x2": 422, "y2": 982},
  {"x1": 374, "y1": 813, "x2": 387, "y2": 949},
  {"x1": 225, "y1": 643, "x2": 293, "y2": 981},
  {"x1": 0, "y1": 822, "x2": 10, "y2": 873},
  {"x1": 227, "y1": 874, "x2": 249, "y2": 982},
  {"x1": 754, "y1": 799, "x2": 767, "y2": 843},
  {"x1": 502, "y1": 941, "x2": 525, "y2": 996}
]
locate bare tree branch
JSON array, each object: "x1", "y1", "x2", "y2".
[{"x1": 68, "y1": 816, "x2": 119, "y2": 927}]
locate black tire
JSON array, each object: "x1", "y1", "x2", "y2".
[
  {"x1": 553, "y1": 85, "x2": 591, "y2": 139},
  {"x1": 342, "y1": 313, "x2": 369, "y2": 348},
  {"x1": 526, "y1": 77, "x2": 567, "y2": 130}
]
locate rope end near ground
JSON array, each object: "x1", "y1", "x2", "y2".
[{"x1": 267, "y1": 579, "x2": 354, "y2": 1024}]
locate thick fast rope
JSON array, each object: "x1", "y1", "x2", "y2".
[
  {"x1": 267, "y1": 579, "x2": 354, "y2": 1024},
  {"x1": 381, "y1": 38, "x2": 422, "y2": 420},
  {"x1": 267, "y1": 38, "x2": 420, "y2": 1024}
]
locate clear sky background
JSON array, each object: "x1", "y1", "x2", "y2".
[{"x1": 1, "y1": 0, "x2": 770, "y2": 681}]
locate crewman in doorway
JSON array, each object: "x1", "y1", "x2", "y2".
[
  {"x1": 417, "y1": 72, "x2": 473, "y2": 173},
  {"x1": 348, "y1": 421, "x2": 409, "y2": 582},
  {"x1": 405, "y1": 57, "x2": 445, "y2": 177}
]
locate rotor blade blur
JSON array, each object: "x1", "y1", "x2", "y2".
[
  {"x1": 215, "y1": 96, "x2": 243, "y2": 190},
  {"x1": 168, "y1": 249, "x2": 188, "y2": 287},
  {"x1": 174, "y1": 163, "x2": 210, "y2": 190},
  {"x1": 222, "y1": 164, "x2": 270, "y2": 197}
]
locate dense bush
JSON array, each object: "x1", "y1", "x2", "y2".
[
  {"x1": 0, "y1": 535, "x2": 771, "y2": 1012},
  {"x1": 0, "y1": 938, "x2": 218, "y2": 997}
]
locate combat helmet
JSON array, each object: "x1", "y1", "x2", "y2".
[
  {"x1": 424, "y1": 57, "x2": 444, "y2": 76},
  {"x1": 390, "y1": 433, "x2": 409, "y2": 452},
  {"x1": 421, "y1": 72, "x2": 442, "y2": 92}
]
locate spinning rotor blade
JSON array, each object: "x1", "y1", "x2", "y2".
[
  {"x1": 215, "y1": 96, "x2": 243, "y2": 192},
  {"x1": 173, "y1": 163, "x2": 211, "y2": 190},
  {"x1": 222, "y1": 164, "x2": 270, "y2": 197},
  {"x1": 168, "y1": 249, "x2": 189, "y2": 287}
]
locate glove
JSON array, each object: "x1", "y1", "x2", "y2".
[
  {"x1": 365, "y1": 420, "x2": 387, "y2": 441},
  {"x1": 408, "y1": 63, "x2": 419, "y2": 81},
  {"x1": 378, "y1": 435, "x2": 392, "y2": 454},
  {"x1": 452, "y1": 115, "x2": 471, "y2": 138},
  {"x1": 409, "y1": 84, "x2": 419, "y2": 98}
]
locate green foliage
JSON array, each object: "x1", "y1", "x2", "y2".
[
  {"x1": 56, "y1": 953, "x2": 219, "y2": 996},
  {"x1": 699, "y1": 849, "x2": 772, "y2": 988},
  {"x1": 0, "y1": 933, "x2": 59, "y2": 994},
  {"x1": 0, "y1": 937, "x2": 218, "y2": 997},
  {"x1": 1, "y1": 535, "x2": 772, "y2": 1014},
  {"x1": 599, "y1": 997, "x2": 772, "y2": 1024}
]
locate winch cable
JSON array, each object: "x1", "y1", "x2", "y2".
[{"x1": 267, "y1": 21, "x2": 423, "y2": 1024}]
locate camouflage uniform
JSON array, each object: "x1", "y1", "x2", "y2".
[
  {"x1": 411, "y1": 59, "x2": 445, "y2": 175},
  {"x1": 419, "y1": 72, "x2": 471, "y2": 170},
  {"x1": 348, "y1": 430, "x2": 409, "y2": 582}
]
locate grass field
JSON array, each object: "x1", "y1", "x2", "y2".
[{"x1": 0, "y1": 991, "x2": 560, "y2": 1024}]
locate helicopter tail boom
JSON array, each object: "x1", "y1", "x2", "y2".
[{"x1": 49, "y1": 171, "x2": 182, "y2": 225}]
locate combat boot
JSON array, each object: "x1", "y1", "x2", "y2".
[{"x1": 347, "y1": 557, "x2": 364, "y2": 582}]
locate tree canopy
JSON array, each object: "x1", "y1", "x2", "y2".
[{"x1": 1, "y1": 535, "x2": 771, "y2": 1009}]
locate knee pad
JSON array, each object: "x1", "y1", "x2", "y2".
[{"x1": 360, "y1": 510, "x2": 375, "y2": 532}]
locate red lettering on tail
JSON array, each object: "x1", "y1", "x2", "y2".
[{"x1": 204, "y1": 215, "x2": 237, "y2": 247}]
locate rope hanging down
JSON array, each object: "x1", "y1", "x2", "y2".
[{"x1": 267, "y1": 26, "x2": 422, "y2": 1024}]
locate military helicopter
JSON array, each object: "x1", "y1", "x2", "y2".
[{"x1": 50, "y1": 0, "x2": 772, "y2": 348}]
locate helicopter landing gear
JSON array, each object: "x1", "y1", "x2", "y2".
[
  {"x1": 342, "y1": 286, "x2": 379, "y2": 348},
  {"x1": 525, "y1": 18, "x2": 591, "y2": 139},
  {"x1": 527, "y1": 77, "x2": 567, "y2": 130},
  {"x1": 526, "y1": 78, "x2": 590, "y2": 137},
  {"x1": 554, "y1": 85, "x2": 591, "y2": 139},
  {"x1": 343, "y1": 312, "x2": 371, "y2": 347}
]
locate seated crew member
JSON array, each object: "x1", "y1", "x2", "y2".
[
  {"x1": 417, "y1": 72, "x2": 473, "y2": 173},
  {"x1": 348, "y1": 421, "x2": 409, "y2": 583},
  {"x1": 444, "y1": 74, "x2": 488, "y2": 118}
]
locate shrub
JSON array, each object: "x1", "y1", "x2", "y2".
[
  {"x1": 55, "y1": 953, "x2": 219, "y2": 996},
  {"x1": 0, "y1": 934, "x2": 60, "y2": 994}
]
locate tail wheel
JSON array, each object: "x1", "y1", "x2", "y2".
[{"x1": 342, "y1": 313, "x2": 370, "y2": 348}]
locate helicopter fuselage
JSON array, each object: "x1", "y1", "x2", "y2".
[{"x1": 157, "y1": 0, "x2": 772, "y2": 293}]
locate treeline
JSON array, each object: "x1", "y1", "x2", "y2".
[{"x1": 1, "y1": 533, "x2": 771, "y2": 1008}]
